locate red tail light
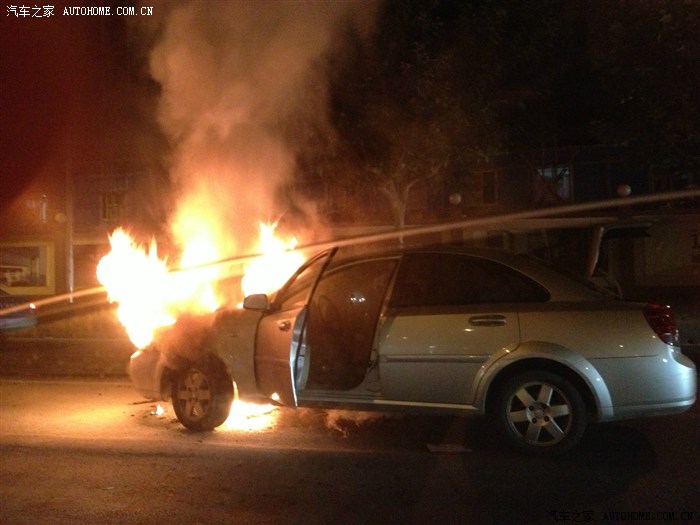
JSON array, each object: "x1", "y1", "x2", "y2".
[{"x1": 643, "y1": 304, "x2": 679, "y2": 346}]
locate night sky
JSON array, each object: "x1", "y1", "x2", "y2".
[
  {"x1": 2, "y1": 1, "x2": 699, "y2": 214},
  {"x1": 3, "y1": 15, "x2": 82, "y2": 202}
]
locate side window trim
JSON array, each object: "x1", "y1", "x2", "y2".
[{"x1": 272, "y1": 248, "x2": 337, "y2": 312}]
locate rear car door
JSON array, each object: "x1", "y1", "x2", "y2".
[
  {"x1": 254, "y1": 250, "x2": 333, "y2": 406},
  {"x1": 378, "y1": 252, "x2": 549, "y2": 405}
]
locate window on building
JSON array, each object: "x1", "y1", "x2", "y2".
[
  {"x1": 101, "y1": 192, "x2": 123, "y2": 222},
  {"x1": 0, "y1": 242, "x2": 55, "y2": 295},
  {"x1": 535, "y1": 166, "x2": 572, "y2": 202}
]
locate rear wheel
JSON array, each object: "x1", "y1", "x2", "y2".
[
  {"x1": 493, "y1": 370, "x2": 587, "y2": 455},
  {"x1": 171, "y1": 358, "x2": 233, "y2": 431}
]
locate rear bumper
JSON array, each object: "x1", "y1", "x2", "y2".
[{"x1": 593, "y1": 347, "x2": 696, "y2": 421}]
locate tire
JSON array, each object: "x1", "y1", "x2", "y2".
[
  {"x1": 492, "y1": 370, "x2": 587, "y2": 455},
  {"x1": 171, "y1": 357, "x2": 234, "y2": 431}
]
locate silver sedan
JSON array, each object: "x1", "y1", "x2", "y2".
[{"x1": 130, "y1": 246, "x2": 697, "y2": 455}]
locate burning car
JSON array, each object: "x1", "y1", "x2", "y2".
[{"x1": 129, "y1": 245, "x2": 696, "y2": 455}]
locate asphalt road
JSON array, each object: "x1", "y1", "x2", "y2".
[{"x1": 1, "y1": 377, "x2": 698, "y2": 525}]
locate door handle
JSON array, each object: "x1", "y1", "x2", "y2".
[
  {"x1": 469, "y1": 315, "x2": 507, "y2": 327},
  {"x1": 278, "y1": 320, "x2": 292, "y2": 331}
]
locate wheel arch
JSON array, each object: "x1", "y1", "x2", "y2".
[{"x1": 478, "y1": 344, "x2": 612, "y2": 421}]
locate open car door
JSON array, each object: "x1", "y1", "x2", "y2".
[{"x1": 252, "y1": 250, "x2": 333, "y2": 406}]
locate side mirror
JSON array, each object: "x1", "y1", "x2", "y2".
[{"x1": 243, "y1": 293, "x2": 270, "y2": 311}]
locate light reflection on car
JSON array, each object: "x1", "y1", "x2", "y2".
[{"x1": 130, "y1": 245, "x2": 696, "y2": 455}]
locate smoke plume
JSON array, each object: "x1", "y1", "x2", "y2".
[{"x1": 142, "y1": 0, "x2": 377, "y2": 256}]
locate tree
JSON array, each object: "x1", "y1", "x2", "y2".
[
  {"x1": 321, "y1": 1, "x2": 584, "y2": 228},
  {"x1": 587, "y1": 0, "x2": 700, "y2": 191},
  {"x1": 299, "y1": 0, "x2": 700, "y2": 228},
  {"x1": 324, "y1": 1, "x2": 477, "y2": 232}
]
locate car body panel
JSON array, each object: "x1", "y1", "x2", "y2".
[
  {"x1": 211, "y1": 307, "x2": 263, "y2": 400},
  {"x1": 130, "y1": 346, "x2": 168, "y2": 400},
  {"x1": 471, "y1": 341, "x2": 614, "y2": 417},
  {"x1": 589, "y1": 347, "x2": 696, "y2": 419},
  {"x1": 518, "y1": 307, "x2": 662, "y2": 359},
  {"x1": 254, "y1": 250, "x2": 333, "y2": 405},
  {"x1": 254, "y1": 304, "x2": 306, "y2": 406},
  {"x1": 378, "y1": 309, "x2": 519, "y2": 404}
]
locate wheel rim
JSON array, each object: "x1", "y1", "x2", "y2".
[
  {"x1": 506, "y1": 381, "x2": 573, "y2": 447},
  {"x1": 175, "y1": 368, "x2": 212, "y2": 422}
]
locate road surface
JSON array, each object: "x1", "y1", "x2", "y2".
[{"x1": 1, "y1": 377, "x2": 698, "y2": 524}]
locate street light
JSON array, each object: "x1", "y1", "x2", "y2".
[{"x1": 617, "y1": 184, "x2": 632, "y2": 198}]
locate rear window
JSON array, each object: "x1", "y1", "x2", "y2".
[{"x1": 390, "y1": 253, "x2": 550, "y2": 307}]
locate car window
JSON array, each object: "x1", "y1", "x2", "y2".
[
  {"x1": 390, "y1": 253, "x2": 550, "y2": 307},
  {"x1": 274, "y1": 251, "x2": 331, "y2": 311},
  {"x1": 305, "y1": 257, "x2": 397, "y2": 389}
]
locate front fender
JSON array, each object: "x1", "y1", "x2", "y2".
[
  {"x1": 471, "y1": 341, "x2": 613, "y2": 419},
  {"x1": 129, "y1": 346, "x2": 170, "y2": 401}
]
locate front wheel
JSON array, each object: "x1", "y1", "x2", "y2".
[
  {"x1": 171, "y1": 357, "x2": 233, "y2": 431},
  {"x1": 492, "y1": 370, "x2": 587, "y2": 455}
]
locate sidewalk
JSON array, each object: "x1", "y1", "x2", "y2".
[{"x1": 0, "y1": 337, "x2": 134, "y2": 378}]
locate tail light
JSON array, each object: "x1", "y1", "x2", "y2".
[{"x1": 643, "y1": 303, "x2": 679, "y2": 346}]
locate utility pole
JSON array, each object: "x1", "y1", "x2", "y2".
[{"x1": 65, "y1": 137, "x2": 74, "y2": 301}]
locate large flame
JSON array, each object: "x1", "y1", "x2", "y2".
[
  {"x1": 96, "y1": 229, "x2": 223, "y2": 349},
  {"x1": 242, "y1": 222, "x2": 305, "y2": 297},
  {"x1": 97, "y1": 221, "x2": 302, "y2": 432},
  {"x1": 97, "y1": 222, "x2": 303, "y2": 349},
  {"x1": 96, "y1": 230, "x2": 176, "y2": 349}
]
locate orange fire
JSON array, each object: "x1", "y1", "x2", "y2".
[
  {"x1": 223, "y1": 388, "x2": 278, "y2": 432},
  {"x1": 242, "y1": 222, "x2": 305, "y2": 297},
  {"x1": 96, "y1": 229, "x2": 176, "y2": 349},
  {"x1": 97, "y1": 222, "x2": 302, "y2": 349},
  {"x1": 96, "y1": 228, "x2": 222, "y2": 349},
  {"x1": 98, "y1": 221, "x2": 301, "y2": 430}
]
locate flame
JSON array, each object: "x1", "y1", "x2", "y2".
[
  {"x1": 223, "y1": 385, "x2": 278, "y2": 432},
  {"x1": 242, "y1": 222, "x2": 305, "y2": 297},
  {"x1": 149, "y1": 397, "x2": 278, "y2": 432},
  {"x1": 97, "y1": 221, "x2": 298, "y2": 432},
  {"x1": 223, "y1": 399, "x2": 278, "y2": 432},
  {"x1": 97, "y1": 228, "x2": 223, "y2": 348},
  {"x1": 97, "y1": 223, "x2": 304, "y2": 349},
  {"x1": 96, "y1": 229, "x2": 177, "y2": 348},
  {"x1": 172, "y1": 233, "x2": 222, "y2": 313}
]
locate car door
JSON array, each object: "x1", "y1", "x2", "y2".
[
  {"x1": 254, "y1": 250, "x2": 333, "y2": 406},
  {"x1": 378, "y1": 252, "x2": 549, "y2": 405},
  {"x1": 302, "y1": 256, "x2": 398, "y2": 391}
]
